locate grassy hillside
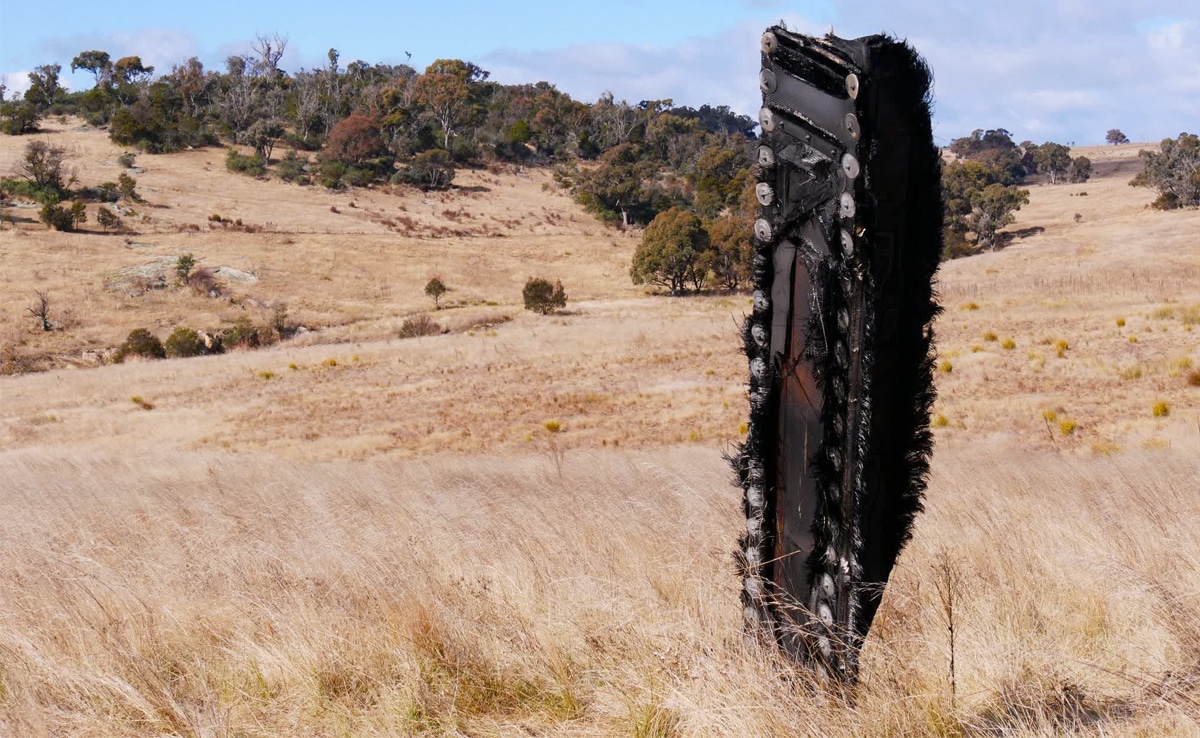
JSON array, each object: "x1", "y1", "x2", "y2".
[{"x1": 1, "y1": 125, "x2": 1198, "y2": 736}]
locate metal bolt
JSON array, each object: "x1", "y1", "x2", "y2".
[
  {"x1": 757, "y1": 145, "x2": 776, "y2": 168},
  {"x1": 759, "y1": 107, "x2": 777, "y2": 133},
  {"x1": 754, "y1": 218, "x2": 773, "y2": 242},
  {"x1": 821, "y1": 574, "x2": 836, "y2": 599},
  {"x1": 750, "y1": 357, "x2": 767, "y2": 381},
  {"x1": 841, "y1": 153, "x2": 860, "y2": 179},
  {"x1": 818, "y1": 603, "x2": 834, "y2": 626},
  {"x1": 845, "y1": 113, "x2": 860, "y2": 140},
  {"x1": 840, "y1": 229, "x2": 855, "y2": 257},
  {"x1": 846, "y1": 73, "x2": 859, "y2": 99},
  {"x1": 840, "y1": 191, "x2": 856, "y2": 219},
  {"x1": 755, "y1": 182, "x2": 775, "y2": 206},
  {"x1": 759, "y1": 69, "x2": 777, "y2": 94},
  {"x1": 761, "y1": 31, "x2": 778, "y2": 54}
]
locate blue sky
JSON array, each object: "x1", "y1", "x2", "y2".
[{"x1": 1, "y1": 0, "x2": 1197, "y2": 145}]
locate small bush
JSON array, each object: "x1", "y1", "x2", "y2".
[
  {"x1": 938, "y1": 360, "x2": 953, "y2": 374},
  {"x1": 222, "y1": 316, "x2": 275, "y2": 350},
  {"x1": 117, "y1": 151, "x2": 136, "y2": 168},
  {"x1": 543, "y1": 420, "x2": 561, "y2": 433},
  {"x1": 932, "y1": 413, "x2": 949, "y2": 427},
  {"x1": 116, "y1": 172, "x2": 138, "y2": 201},
  {"x1": 164, "y1": 327, "x2": 206, "y2": 358},
  {"x1": 318, "y1": 160, "x2": 348, "y2": 189},
  {"x1": 394, "y1": 149, "x2": 456, "y2": 190},
  {"x1": 226, "y1": 148, "x2": 265, "y2": 177},
  {"x1": 1001, "y1": 338, "x2": 1016, "y2": 350},
  {"x1": 1118, "y1": 366, "x2": 1143, "y2": 381},
  {"x1": 523, "y1": 277, "x2": 567, "y2": 315},
  {"x1": 188, "y1": 266, "x2": 218, "y2": 295},
  {"x1": 1116, "y1": 317, "x2": 1126, "y2": 328},
  {"x1": 982, "y1": 330, "x2": 998, "y2": 342},
  {"x1": 1059, "y1": 419, "x2": 1077, "y2": 436},
  {"x1": 399, "y1": 314, "x2": 443, "y2": 338},
  {"x1": 82, "y1": 181, "x2": 121, "y2": 202},
  {"x1": 96, "y1": 206, "x2": 120, "y2": 232},
  {"x1": 276, "y1": 149, "x2": 307, "y2": 182},
  {"x1": 424, "y1": 277, "x2": 447, "y2": 309},
  {"x1": 39, "y1": 201, "x2": 76, "y2": 231},
  {"x1": 1054, "y1": 339, "x2": 1069, "y2": 358},
  {"x1": 1151, "y1": 401, "x2": 1170, "y2": 418},
  {"x1": 116, "y1": 328, "x2": 165, "y2": 362},
  {"x1": 175, "y1": 253, "x2": 196, "y2": 284}
]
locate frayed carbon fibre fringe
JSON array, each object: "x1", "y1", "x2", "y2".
[
  {"x1": 735, "y1": 29, "x2": 943, "y2": 681},
  {"x1": 733, "y1": 232, "x2": 779, "y2": 637}
]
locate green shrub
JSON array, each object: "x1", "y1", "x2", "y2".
[
  {"x1": 276, "y1": 149, "x2": 307, "y2": 182},
  {"x1": 116, "y1": 328, "x2": 165, "y2": 361},
  {"x1": 226, "y1": 148, "x2": 265, "y2": 177},
  {"x1": 175, "y1": 253, "x2": 196, "y2": 284},
  {"x1": 523, "y1": 277, "x2": 567, "y2": 315},
  {"x1": 96, "y1": 206, "x2": 120, "y2": 232},
  {"x1": 117, "y1": 151, "x2": 137, "y2": 168},
  {"x1": 1, "y1": 176, "x2": 55, "y2": 202},
  {"x1": 0, "y1": 101, "x2": 40, "y2": 135},
  {"x1": 424, "y1": 277, "x2": 447, "y2": 309},
  {"x1": 318, "y1": 160, "x2": 348, "y2": 189},
  {"x1": 164, "y1": 327, "x2": 206, "y2": 358},
  {"x1": 393, "y1": 149, "x2": 455, "y2": 190},
  {"x1": 83, "y1": 181, "x2": 120, "y2": 202},
  {"x1": 39, "y1": 202, "x2": 71, "y2": 230},
  {"x1": 222, "y1": 316, "x2": 276, "y2": 350},
  {"x1": 116, "y1": 172, "x2": 138, "y2": 202}
]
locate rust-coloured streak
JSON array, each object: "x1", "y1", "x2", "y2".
[{"x1": 773, "y1": 253, "x2": 823, "y2": 621}]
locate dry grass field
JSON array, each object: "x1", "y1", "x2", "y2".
[{"x1": 1, "y1": 124, "x2": 1198, "y2": 736}]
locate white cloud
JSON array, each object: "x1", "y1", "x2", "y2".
[
  {"x1": 30, "y1": 28, "x2": 199, "y2": 85},
  {"x1": 0, "y1": 69, "x2": 76, "y2": 100},
  {"x1": 1, "y1": 71, "x2": 32, "y2": 100},
  {"x1": 482, "y1": 3, "x2": 1198, "y2": 144},
  {"x1": 485, "y1": 15, "x2": 822, "y2": 114}
]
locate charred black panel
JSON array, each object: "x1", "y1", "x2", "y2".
[{"x1": 735, "y1": 28, "x2": 942, "y2": 681}]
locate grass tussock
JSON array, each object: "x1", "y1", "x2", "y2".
[{"x1": 1, "y1": 447, "x2": 1198, "y2": 736}]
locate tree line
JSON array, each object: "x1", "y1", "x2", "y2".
[
  {"x1": 2, "y1": 38, "x2": 1194, "y2": 287},
  {"x1": 0, "y1": 37, "x2": 755, "y2": 197}
]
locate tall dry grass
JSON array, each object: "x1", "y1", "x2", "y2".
[{"x1": 1, "y1": 444, "x2": 1197, "y2": 736}]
